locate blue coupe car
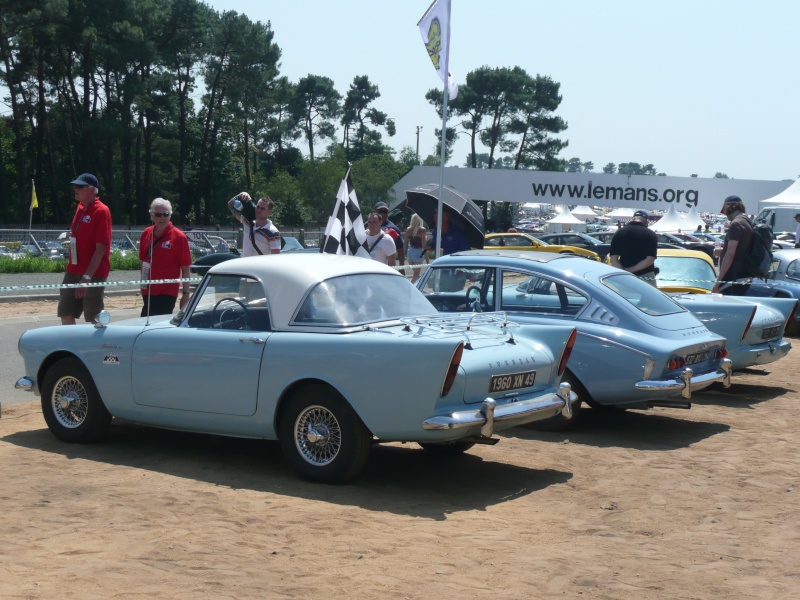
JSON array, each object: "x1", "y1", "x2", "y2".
[
  {"x1": 14, "y1": 254, "x2": 579, "y2": 483},
  {"x1": 418, "y1": 250, "x2": 733, "y2": 429}
]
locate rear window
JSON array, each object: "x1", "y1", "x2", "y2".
[
  {"x1": 600, "y1": 273, "x2": 685, "y2": 316},
  {"x1": 294, "y1": 273, "x2": 435, "y2": 326},
  {"x1": 654, "y1": 256, "x2": 716, "y2": 291}
]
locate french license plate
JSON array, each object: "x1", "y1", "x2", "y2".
[
  {"x1": 685, "y1": 351, "x2": 709, "y2": 365},
  {"x1": 489, "y1": 370, "x2": 536, "y2": 393},
  {"x1": 762, "y1": 325, "x2": 781, "y2": 339}
]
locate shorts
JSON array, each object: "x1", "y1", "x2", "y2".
[
  {"x1": 57, "y1": 272, "x2": 106, "y2": 322},
  {"x1": 141, "y1": 294, "x2": 177, "y2": 317},
  {"x1": 407, "y1": 247, "x2": 426, "y2": 264}
]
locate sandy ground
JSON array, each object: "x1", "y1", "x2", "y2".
[{"x1": 1, "y1": 301, "x2": 799, "y2": 599}]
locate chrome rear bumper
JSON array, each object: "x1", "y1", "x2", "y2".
[
  {"x1": 635, "y1": 358, "x2": 732, "y2": 399},
  {"x1": 422, "y1": 382, "x2": 574, "y2": 437}
]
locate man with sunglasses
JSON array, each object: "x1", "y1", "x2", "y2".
[
  {"x1": 58, "y1": 172, "x2": 112, "y2": 325},
  {"x1": 227, "y1": 192, "x2": 280, "y2": 257},
  {"x1": 139, "y1": 198, "x2": 192, "y2": 316}
]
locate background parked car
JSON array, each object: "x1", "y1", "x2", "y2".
[
  {"x1": 655, "y1": 232, "x2": 715, "y2": 261},
  {"x1": 484, "y1": 232, "x2": 600, "y2": 260},
  {"x1": 537, "y1": 232, "x2": 611, "y2": 261}
]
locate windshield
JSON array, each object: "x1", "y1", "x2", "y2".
[
  {"x1": 294, "y1": 273, "x2": 435, "y2": 326},
  {"x1": 654, "y1": 256, "x2": 716, "y2": 291},
  {"x1": 600, "y1": 273, "x2": 685, "y2": 316}
]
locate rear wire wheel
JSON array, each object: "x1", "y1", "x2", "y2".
[{"x1": 279, "y1": 384, "x2": 372, "y2": 484}]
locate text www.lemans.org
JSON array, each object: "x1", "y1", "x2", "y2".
[{"x1": 531, "y1": 182, "x2": 699, "y2": 206}]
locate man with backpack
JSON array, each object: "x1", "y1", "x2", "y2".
[{"x1": 713, "y1": 195, "x2": 755, "y2": 296}]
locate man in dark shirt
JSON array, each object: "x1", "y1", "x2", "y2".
[
  {"x1": 609, "y1": 209, "x2": 658, "y2": 285},
  {"x1": 713, "y1": 195, "x2": 753, "y2": 296}
]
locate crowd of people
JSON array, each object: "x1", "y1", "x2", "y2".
[{"x1": 56, "y1": 169, "x2": 768, "y2": 323}]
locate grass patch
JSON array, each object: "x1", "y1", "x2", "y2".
[{"x1": 0, "y1": 252, "x2": 144, "y2": 273}]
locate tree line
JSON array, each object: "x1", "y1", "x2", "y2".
[{"x1": 1, "y1": 0, "x2": 668, "y2": 230}]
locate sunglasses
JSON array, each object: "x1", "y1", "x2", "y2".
[{"x1": 152, "y1": 212, "x2": 170, "y2": 218}]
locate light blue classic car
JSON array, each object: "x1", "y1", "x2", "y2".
[
  {"x1": 654, "y1": 249, "x2": 797, "y2": 366},
  {"x1": 418, "y1": 250, "x2": 733, "y2": 429},
  {"x1": 14, "y1": 254, "x2": 579, "y2": 483}
]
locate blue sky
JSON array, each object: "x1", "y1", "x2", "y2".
[{"x1": 205, "y1": 0, "x2": 800, "y2": 182}]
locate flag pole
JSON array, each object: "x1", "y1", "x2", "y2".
[
  {"x1": 434, "y1": 0, "x2": 452, "y2": 258},
  {"x1": 28, "y1": 179, "x2": 34, "y2": 234}
]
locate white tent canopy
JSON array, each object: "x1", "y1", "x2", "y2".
[
  {"x1": 545, "y1": 209, "x2": 587, "y2": 233},
  {"x1": 759, "y1": 179, "x2": 800, "y2": 206},
  {"x1": 606, "y1": 207, "x2": 637, "y2": 219},
  {"x1": 650, "y1": 203, "x2": 705, "y2": 232},
  {"x1": 571, "y1": 205, "x2": 599, "y2": 221}
]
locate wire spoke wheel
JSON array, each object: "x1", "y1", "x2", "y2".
[
  {"x1": 294, "y1": 405, "x2": 342, "y2": 466},
  {"x1": 51, "y1": 375, "x2": 90, "y2": 429},
  {"x1": 40, "y1": 357, "x2": 112, "y2": 443}
]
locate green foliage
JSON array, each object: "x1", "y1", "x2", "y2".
[
  {"x1": 0, "y1": 256, "x2": 66, "y2": 273},
  {"x1": 110, "y1": 252, "x2": 143, "y2": 271},
  {"x1": 267, "y1": 171, "x2": 310, "y2": 226}
]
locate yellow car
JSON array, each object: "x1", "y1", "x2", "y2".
[
  {"x1": 653, "y1": 248, "x2": 717, "y2": 294},
  {"x1": 484, "y1": 233, "x2": 600, "y2": 261}
]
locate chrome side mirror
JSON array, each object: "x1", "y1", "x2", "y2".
[{"x1": 94, "y1": 310, "x2": 111, "y2": 328}]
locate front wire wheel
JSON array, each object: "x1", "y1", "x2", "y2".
[{"x1": 40, "y1": 357, "x2": 111, "y2": 443}]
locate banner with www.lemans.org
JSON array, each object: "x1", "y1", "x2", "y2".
[{"x1": 391, "y1": 166, "x2": 791, "y2": 214}]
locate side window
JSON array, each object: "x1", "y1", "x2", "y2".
[
  {"x1": 421, "y1": 267, "x2": 492, "y2": 312},
  {"x1": 506, "y1": 235, "x2": 532, "y2": 247},
  {"x1": 485, "y1": 236, "x2": 502, "y2": 247},
  {"x1": 500, "y1": 270, "x2": 587, "y2": 316},
  {"x1": 186, "y1": 274, "x2": 270, "y2": 330}
]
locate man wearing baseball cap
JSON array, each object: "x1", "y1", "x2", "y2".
[
  {"x1": 609, "y1": 209, "x2": 658, "y2": 285},
  {"x1": 58, "y1": 172, "x2": 112, "y2": 324},
  {"x1": 713, "y1": 195, "x2": 753, "y2": 295}
]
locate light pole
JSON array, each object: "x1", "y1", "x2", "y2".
[{"x1": 415, "y1": 125, "x2": 423, "y2": 163}]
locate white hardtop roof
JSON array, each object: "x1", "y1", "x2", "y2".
[{"x1": 207, "y1": 253, "x2": 402, "y2": 328}]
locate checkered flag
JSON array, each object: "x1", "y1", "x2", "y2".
[{"x1": 321, "y1": 166, "x2": 369, "y2": 258}]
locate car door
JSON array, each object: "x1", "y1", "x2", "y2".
[{"x1": 131, "y1": 274, "x2": 270, "y2": 416}]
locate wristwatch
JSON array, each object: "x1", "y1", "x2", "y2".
[{"x1": 81, "y1": 274, "x2": 91, "y2": 281}]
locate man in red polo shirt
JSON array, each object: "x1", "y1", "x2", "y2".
[
  {"x1": 58, "y1": 173, "x2": 112, "y2": 324},
  {"x1": 139, "y1": 197, "x2": 193, "y2": 316}
]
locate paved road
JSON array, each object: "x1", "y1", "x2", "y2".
[{"x1": 0, "y1": 305, "x2": 142, "y2": 409}]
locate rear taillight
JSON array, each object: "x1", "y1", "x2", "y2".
[
  {"x1": 668, "y1": 356, "x2": 687, "y2": 370},
  {"x1": 741, "y1": 307, "x2": 756, "y2": 340},
  {"x1": 441, "y1": 342, "x2": 464, "y2": 397},
  {"x1": 715, "y1": 347, "x2": 728, "y2": 359},
  {"x1": 557, "y1": 328, "x2": 578, "y2": 377}
]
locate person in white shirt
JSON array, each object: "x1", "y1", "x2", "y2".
[
  {"x1": 227, "y1": 192, "x2": 281, "y2": 256},
  {"x1": 365, "y1": 212, "x2": 397, "y2": 266}
]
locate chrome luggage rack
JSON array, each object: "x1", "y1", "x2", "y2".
[{"x1": 398, "y1": 312, "x2": 518, "y2": 346}]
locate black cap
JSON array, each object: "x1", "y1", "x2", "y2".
[
  {"x1": 70, "y1": 173, "x2": 99, "y2": 188},
  {"x1": 632, "y1": 210, "x2": 649, "y2": 218},
  {"x1": 723, "y1": 195, "x2": 741, "y2": 204}
]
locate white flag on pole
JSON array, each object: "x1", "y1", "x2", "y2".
[
  {"x1": 418, "y1": 0, "x2": 458, "y2": 100},
  {"x1": 321, "y1": 166, "x2": 370, "y2": 258}
]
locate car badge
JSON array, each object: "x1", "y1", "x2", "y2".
[{"x1": 103, "y1": 353, "x2": 120, "y2": 365}]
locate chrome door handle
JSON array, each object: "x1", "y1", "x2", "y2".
[{"x1": 239, "y1": 337, "x2": 265, "y2": 344}]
